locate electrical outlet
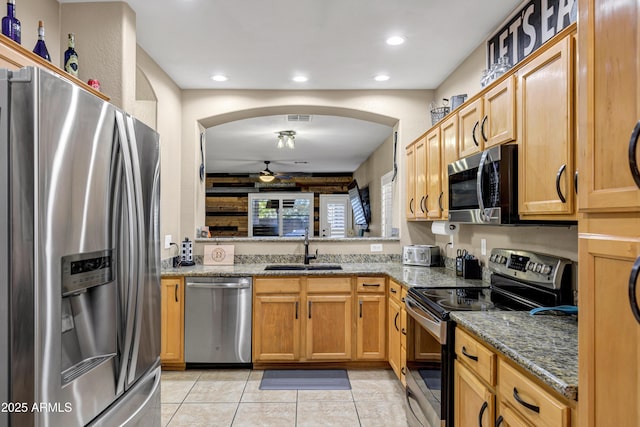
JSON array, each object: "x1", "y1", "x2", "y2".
[
  {"x1": 164, "y1": 235, "x2": 172, "y2": 249},
  {"x1": 481, "y1": 238, "x2": 486, "y2": 256},
  {"x1": 370, "y1": 243, "x2": 383, "y2": 252}
]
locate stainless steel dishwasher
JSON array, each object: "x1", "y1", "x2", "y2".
[{"x1": 184, "y1": 276, "x2": 252, "y2": 366}]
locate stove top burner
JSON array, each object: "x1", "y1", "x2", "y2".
[{"x1": 436, "y1": 298, "x2": 495, "y2": 311}]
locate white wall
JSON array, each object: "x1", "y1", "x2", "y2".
[{"x1": 22, "y1": 0, "x2": 60, "y2": 65}]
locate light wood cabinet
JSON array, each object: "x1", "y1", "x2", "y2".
[
  {"x1": 426, "y1": 126, "x2": 443, "y2": 219},
  {"x1": 495, "y1": 404, "x2": 533, "y2": 427},
  {"x1": 455, "y1": 327, "x2": 496, "y2": 386},
  {"x1": 454, "y1": 360, "x2": 494, "y2": 427},
  {"x1": 253, "y1": 278, "x2": 303, "y2": 362},
  {"x1": 578, "y1": 220, "x2": 640, "y2": 427},
  {"x1": 160, "y1": 277, "x2": 185, "y2": 369},
  {"x1": 458, "y1": 76, "x2": 515, "y2": 159},
  {"x1": 306, "y1": 294, "x2": 352, "y2": 360},
  {"x1": 518, "y1": 32, "x2": 576, "y2": 220},
  {"x1": 577, "y1": 0, "x2": 640, "y2": 212},
  {"x1": 415, "y1": 136, "x2": 428, "y2": 219},
  {"x1": 356, "y1": 277, "x2": 386, "y2": 360},
  {"x1": 388, "y1": 294, "x2": 402, "y2": 378},
  {"x1": 440, "y1": 114, "x2": 458, "y2": 219},
  {"x1": 405, "y1": 143, "x2": 417, "y2": 219}
]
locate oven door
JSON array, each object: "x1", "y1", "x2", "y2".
[{"x1": 404, "y1": 296, "x2": 454, "y2": 427}]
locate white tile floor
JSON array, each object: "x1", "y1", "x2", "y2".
[{"x1": 161, "y1": 369, "x2": 409, "y2": 427}]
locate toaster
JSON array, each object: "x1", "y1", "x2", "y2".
[{"x1": 403, "y1": 245, "x2": 440, "y2": 267}]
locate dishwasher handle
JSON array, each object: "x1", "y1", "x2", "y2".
[{"x1": 186, "y1": 282, "x2": 251, "y2": 289}]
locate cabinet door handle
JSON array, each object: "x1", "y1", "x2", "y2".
[
  {"x1": 472, "y1": 121, "x2": 480, "y2": 146},
  {"x1": 359, "y1": 300, "x2": 363, "y2": 318},
  {"x1": 629, "y1": 256, "x2": 640, "y2": 324},
  {"x1": 401, "y1": 328, "x2": 407, "y2": 336},
  {"x1": 629, "y1": 120, "x2": 640, "y2": 188},
  {"x1": 390, "y1": 288, "x2": 397, "y2": 294},
  {"x1": 394, "y1": 312, "x2": 400, "y2": 331},
  {"x1": 409, "y1": 198, "x2": 414, "y2": 214},
  {"x1": 574, "y1": 170, "x2": 578, "y2": 195},
  {"x1": 308, "y1": 301, "x2": 312, "y2": 319},
  {"x1": 419, "y1": 196, "x2": 425, "y2": 213},
  {"x1": 401, "y1": 366, "x2": 406, "y2": 375},
  {"x1": 478, "y1": 401, "x2": 488, "y2": 427},
  {"x1": 438, "y1": 191, "x2": 443, "y2": 211},
  {"x1": 362, "y1": 283, "x2": 381, "y2": 287},
  {"x1": 480, "y1": 115, "x2": 488, "y2": 142},
  {"x1": 555, "y1": 163, "x2": 567, "y2": 203},
  {"x1": 424, "y1": 195, "x2": 429, "y2": 213},
  {"x1": 295, "y1": 301, "x2": 299, "y2": 320},
  {"x1": 461, "y1": 346, "x2": 479, "y2": 362},
  {"x1": 513, "y1": 387, "x2": 540, "y2": 413},
  {"x1": 174, "y1": 284, "x2": 178, "y2": 302},
  {"x1": 495, "y1": 416, "x2": 504, "y2": 427}
]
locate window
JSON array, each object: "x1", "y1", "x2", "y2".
[
  {"x1": 319, "y1": 194, "x2": 352, "y2": 237},
  {"x1": 248, "y1": 193, "x2": 314, "y2": 237},
  {"x1": 381, "y1": 171, "x2": 394, "y2": 237}
]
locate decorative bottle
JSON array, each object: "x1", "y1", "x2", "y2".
[
  {"x1": 32, "y1": 20, "x2": 50, "y2": 61},
  {"x1": 64, "y1": 33, "x2": 79, "y2": 77},
  {"x1": 1, "y1": 0, "x2": 21, "y2": 44}
]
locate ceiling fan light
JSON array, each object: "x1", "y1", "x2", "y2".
[
  {"x1": 259, "y1": 174, "x2": 275, "y2": 183},
  {"x1": 277, "y1": 135, "x2": 285, "y2": 149},
  {"x1": 286, "y1": 135, "x2": 295, "y2": 149}
]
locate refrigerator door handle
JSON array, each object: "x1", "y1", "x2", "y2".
[
  {"x1": 124, "y1": 114, "x2": 147, "y2": 385},
  {"x1": 115, "y1": 110, "x2": 139, "y2": 395}
]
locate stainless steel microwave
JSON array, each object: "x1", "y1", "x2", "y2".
[{"x1": 447, "y1": 144, "x2": 519, "y2": 224}]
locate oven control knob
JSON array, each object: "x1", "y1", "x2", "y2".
[
  {"x1": 526, "y1": 261, "x2": 533, "y2": 271},
  {"x1": 541, "y1": 265, "x2": 553, "y2": 275},
  {"x1": 489, "y1": 254, "x2": 496, "y2": 262},
  {"x1": 500, "y1": 256, "x2": 508, "y2": 264},
  {"x1": 534, "y1": 263, "x2": 543, "y2": 273}
]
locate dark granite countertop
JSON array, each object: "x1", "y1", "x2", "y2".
[
  {"x1": 450, "y1": 311, "x2": 578, "y2": 401},
  {"x1": 161, "y1": 262, "x2": 485, "y2": 289}
]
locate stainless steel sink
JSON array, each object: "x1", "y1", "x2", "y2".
[{"x1": 264, "y1": 264, "x2": 342, "y2": 271}]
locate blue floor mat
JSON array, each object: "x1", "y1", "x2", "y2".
[{"x1": 259, "y1": 369, "x2": 351, "y2": 390}]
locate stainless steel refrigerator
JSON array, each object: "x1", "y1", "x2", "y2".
[{"x1": 0, "y1": 66, "x2": 161, "y2": 426}]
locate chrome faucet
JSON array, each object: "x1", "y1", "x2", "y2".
[{"x1": 304, "y1": 227, "x2": 317, "y2": 264}]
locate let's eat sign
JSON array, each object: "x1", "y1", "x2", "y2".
[{"x1": 487, "y1": 0, "x2": 577, "y2": 68}]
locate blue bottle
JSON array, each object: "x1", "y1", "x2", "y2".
[
  {"x1": 32, "y1": 20, "x2": 50, "y2": 61},
  {"x1": 2, "y1": 0, "x2": 21, "y2": 44}
]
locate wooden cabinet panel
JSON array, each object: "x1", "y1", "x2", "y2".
[
  {"x1": 440, "y1": 115, "x2": 458, "y2": 218},
  {"x1": 253, "y1": 294, "x2": 301, "y2": 361},
  {"x1": 254, "y1": 277, "x2": 301, "y2": 293},
  {"x1": 496, "y1": 404, "x2": 534, "y2": 427},
  {"x1": 406, "y1": 143, "x2": 417, "y2": 219},
  {"x1": 459, "y1": 98, "x2": 484, "y2": 158},
  {"x1": 415, "y1": 136, "x2": 428, "y2": 219},
  {"x1": 518, "y1": 35, "x2": 576, "y2": 218},
  {"x1": 356, "y1": 276, "x2": 385, "y2": 293},
  {"x1": 306, "y1": 294, "x2": 352, "y2": 360},
  {"x1": 356, "y1": 294, "x2": 386, "y2": 360},
  {"x1": 484, "y1": 75, "x2": 516, "y2": 148},
  {"x1": 388, "y1": 296, "x2": 401, "y2": 378},
  {"x1": 307, "y1": 276, "x2": 351, "y2": 293},
  {"x1": 454, "y1": 361, "x2": 495, "y2": 427},
  {"x1": 389, "y1": 280, "x2": 402, "y2": 302},
  {"x1": 455, "y1": 327, "x2": 496, "y2": 386},
  {"x1": 578, "y1": 233, "x2": 640, "y2": 427},
  {"x1": 426, "y1": 127, "x2": 443, "y2": 219},
  {"x1": 578, "y1": 0, "x2": 640, "y2": 212},
  {"x1": 498, "y1": 360, "x2": 570, "y2": 427},
  {"x1": 160, "y1": 278, "x2": 184, "y2": 367}
]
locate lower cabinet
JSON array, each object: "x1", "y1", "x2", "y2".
[
  {"x1": 455, "y1": 326, "x2": 573, "y2": 427},
  {"x1": 388, "y1": 280, "x2": 402, "y2": 379},
  {"x1": 454, "y1": 361, "x2": 495, "y2": 427},
  {"x1": 160, "y1": 277, "x2": 185, "y2": 369},
  {"x1": 253, "y1": 275, "x2": 385, "y2": 364}
]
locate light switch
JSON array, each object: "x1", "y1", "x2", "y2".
[
  {"x1": 370, "y1": 243, "x2": 383, "y2": 252},
  {"x1": 481, "y1": 238, "x2": 486, "y2": 256}
]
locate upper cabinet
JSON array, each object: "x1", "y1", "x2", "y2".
[
  {"x1": 426, "y1": 127, "x2": 443, "y2": 219},
  {"x1": 406, "y1": 134, "x2": 429, "y2": 221},
  {"x1": 577, "y1": 0, "x2": 640, "y2": 212},
  {"x1": 458, "y1": 76, "x2": 516, "y2": 158},
  {"x1": 406, "y1": 143, "x2": 417, "y2": 220},
  {"x1": 518, "y1": 31, "x2": 577, "y2": 220},
  {"x1": 439, "y1": 115, "x2": 458, "y2": 220}
]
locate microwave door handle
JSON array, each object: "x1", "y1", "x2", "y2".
[{"x1": 476, "y1": 150, "x2": 490, "y2": 222}]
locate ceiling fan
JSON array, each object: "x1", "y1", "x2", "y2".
[{"x1": 258, "y1": 160, "x2": 309, "y2": 182}]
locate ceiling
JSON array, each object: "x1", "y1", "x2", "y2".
[{"x1": 60, "y1": 0, "x2": 522, "y2": 174}]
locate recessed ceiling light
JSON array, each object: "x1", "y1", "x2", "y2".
[
  {"x1": 374, "y1": 74, "x2": 390, "y2": 82},
  {"x1": 386, "y1": 36, "x2": 405, "y2": 46},
  {"x1": 211, "y1": 74, "x2": 228, "y2": 82},
  {"x1": 293, "y1": 76, "x2": 308, "y2": 83}
]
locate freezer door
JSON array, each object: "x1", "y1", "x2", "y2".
[{"x1": 8, "y1": 67, "x2": 120, "y2": 426}]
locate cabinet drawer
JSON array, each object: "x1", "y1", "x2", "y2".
[
  {"x1": 400, "y1": 308, "x2": 407, "y2": 349},
  {"x1": 307, "y1": 277, "x2": 352, "y2": 293},
  {"x1": 254, "y1": 278, "x2": 301, "y2": 294},
  {"x1": 389, "y1": 280, "x2": 402, "y2": 302},
  {"x1": 455, "y1": 328, "x2": 496, "y2": 386},
  {"x1": 356, "y1": 276, "x2": 386, "y2": 293},
  {"x1": 498, "y1": 359, "x2": 570, "y2": 427}
]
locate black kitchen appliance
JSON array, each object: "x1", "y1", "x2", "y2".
[{"x1": 404, "y1": 248, "x2": 574, "y2": 427}]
